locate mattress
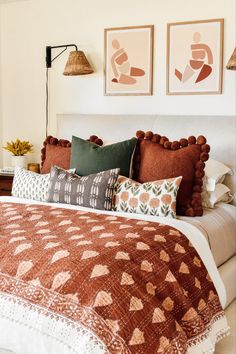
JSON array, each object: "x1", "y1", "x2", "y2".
[{"x1": 219, "y1": 255, "x2": 236, "y2": 308}]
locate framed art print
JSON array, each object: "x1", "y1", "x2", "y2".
[
  {"x1": 104, "y1": 25, "x2": 154, "y2": 96},
  {"x1": 167, "y1": 19, "x2": 224, "y2": 95}
]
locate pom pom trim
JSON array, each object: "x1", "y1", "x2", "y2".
[{"x1": 135, "y1": 130, "x2": 209, "y2": 217}]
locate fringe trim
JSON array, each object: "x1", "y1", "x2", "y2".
[
  {"x1": 186, "y1": 312, "x2": 230, "y2": 354},
  {"x1": 202, "y1": 327, "x2": 231, "y2": 354},
  {"x1": 0, "y1": 292, "x2": 109, "y2": 354}
]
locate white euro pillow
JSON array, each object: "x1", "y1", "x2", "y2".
[
  {"x1": 204, "y1": 159, "x2": 233, "y2": 192},
  {"x1": 202, "y1": 183, "x2": 233, "y2": 208}
]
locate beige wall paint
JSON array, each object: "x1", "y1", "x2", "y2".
[
  {"x1": 0, "y1": 0, "x2": 235, "y2": 167},
  {"x1": 0, "y1": 1, "x2": 30, "y2": 3}
]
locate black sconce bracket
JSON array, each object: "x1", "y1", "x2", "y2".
[{"x1": 46, "y1": 44, "x2": 78, "y2": 68}]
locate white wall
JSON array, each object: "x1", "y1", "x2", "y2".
[
  {"x1": 0, "y1": 5, "x2": 2, "y2": 168},
  {"x1": 0, "y1": 0, "x2": 235, "y2": 166}
]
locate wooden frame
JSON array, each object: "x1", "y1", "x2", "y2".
[
  {"x1": 166, "y1": 19, "x2": 224, "y2": 95},
  {"x1": 104, "y1": 25, "x2": 154, "y2": 96}
]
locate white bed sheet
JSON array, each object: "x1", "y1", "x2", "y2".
[{"x1": 0, "y1": 196, "x2": 228, "y2": 354}]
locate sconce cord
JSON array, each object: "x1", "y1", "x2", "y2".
[
  {"x1": 45, "y1": 44, "x2": 78, "y2": 137},
  {"x1": 46, "y1": 67, "x2": 49, "y2": 138}
]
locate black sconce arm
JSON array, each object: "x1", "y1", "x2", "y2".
[{"x1": 46, "y1": 44, "x2": 78, "y2": 68}]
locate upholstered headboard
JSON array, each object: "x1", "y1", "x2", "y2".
[{"x1": 57, "y1": 114, "x2": 236, "y2": 201}]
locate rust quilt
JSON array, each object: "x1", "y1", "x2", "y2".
[{"x1": 0, "y1": 203, "x2": 229, "y2": 353}]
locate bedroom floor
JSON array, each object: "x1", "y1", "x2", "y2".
[{"x1": 0, "y1": 300, "x2": 235, "y2": 354}]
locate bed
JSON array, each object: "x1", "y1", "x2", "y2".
[
  {"x1": 56, "y1": 113, "x2": 236, "y2": 305},
  {"x1": 0, "y1": 114, "x2": 235, "y2": 354}
]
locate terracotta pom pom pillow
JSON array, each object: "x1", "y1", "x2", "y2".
[
  {"x1": 41, "y1": 135, "x2": 103, "y2": 174},
  {"x1": 114, "y1": 175, "x2": 182, "y2": 218},
  {"x1": 133, "y1": 131, "x2": 210, "y2": 217}
]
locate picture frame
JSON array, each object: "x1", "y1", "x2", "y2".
[
  {"x1": 104, "y1": 25, "x2": 154, "y2": 96},
  {"x1": 167, "y1": 19, "x2": 224, "y2": 95}
]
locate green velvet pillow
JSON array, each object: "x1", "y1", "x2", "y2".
[{"x1": 70, "y1": 136, "x2": 137, "y2": 177}]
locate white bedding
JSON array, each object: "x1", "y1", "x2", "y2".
[
  {"x1": 181, "y1": 203, "x2": 236, "y2": 267},
  {"x1": 0, "y1": 196, "x2": 228, "y2": 354}
]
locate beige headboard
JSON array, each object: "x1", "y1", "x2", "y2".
[{"x1": 57, "y1": 114, "x2": 236, "y2": 200}]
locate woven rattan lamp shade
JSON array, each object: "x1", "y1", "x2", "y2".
[
  {"x1": 226, "y1": 47, "x2": 236, "y2": 70},
  {"x1": 63, "y1": 50, "x2": 93, "y2": 75}
]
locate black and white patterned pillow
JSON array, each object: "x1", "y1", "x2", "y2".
[
  {"x1": 12, "y1": 167, "x2": 51, "y2": 201},
  {"x1": 47, "y1": 166, "x2": 120, "y2": 211}
]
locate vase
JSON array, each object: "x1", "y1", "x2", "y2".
[{"x1": 11, "y1": 155, "x2": 27, "y2": 169}]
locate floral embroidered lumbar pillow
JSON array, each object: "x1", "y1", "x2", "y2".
[{"x1": 114, "y1": 175, "x2": 182, "y2": 218}]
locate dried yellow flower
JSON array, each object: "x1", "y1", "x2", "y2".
[{"x1": 3, "y1": 139, "x2": 33, "y2": 156}]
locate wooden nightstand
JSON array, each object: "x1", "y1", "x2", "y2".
[{"x1": 0, "y1": 173, "x2": 14, "y2": 196}]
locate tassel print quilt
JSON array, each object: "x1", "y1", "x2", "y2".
[{"x1": 0, "y1": 202, "x2": 229, "y2": 353}]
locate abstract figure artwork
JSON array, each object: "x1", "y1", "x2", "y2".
[
  {"x1": 110, "y1": 39, "x2": 145, "y2": 85},
  {"x1": 104, "y1": 25, "x2": 154, "y2": 95},
  {"x1": 167, "y1": 19, "x2": 224, "y2": 95},
  {"x1": 175, "y1": 32, "x2": 213, "y2": 84}
]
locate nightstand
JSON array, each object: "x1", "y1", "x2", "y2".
[{"x1": 0, "y1": 173, "x2": 14, "y2": 196}]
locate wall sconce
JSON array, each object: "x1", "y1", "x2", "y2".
[
  {"x1": 226, "y1": 47, "x2": 236, "y2": 70},
  {"x1": 45, "y1": 44, "x2": 93, "y2": 136}
]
